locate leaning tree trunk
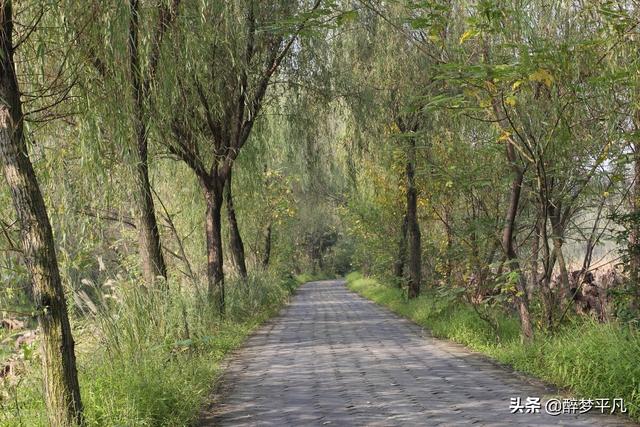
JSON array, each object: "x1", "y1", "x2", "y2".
[
  {"x1": 502, "y1": 168, "x2": 534, "y2": 343},
  {"x1": 225, "y1": 169, "x2": 247, "y2": 278},
  {"x1": 484, "y1": 40, "x2": 533, "y2": 341},
  {"x1": 204, "y1": 181, "x2": 225, "y2": 315},
  {"x1": 134, "y1": 141, "x2": 167, "y2": 285},
  {"x1": 129, "y1": 0, "x2": 167, "y2": 286},
  {"x1": 393, "y1": 214, "x2": 408, "y2": 286},
  {"x1": 406, "y1": 137, "x2": 421, "y2": 299},
  {"x1": 0, "y1": 3, "x2": 83, "y2": 425}
]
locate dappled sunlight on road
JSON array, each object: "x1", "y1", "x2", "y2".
[{"x1": 200, "y1": 281, "x2": 635, "y2": 427}]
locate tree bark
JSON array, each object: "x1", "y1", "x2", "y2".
[
  {"x1": 549, "y1": 203, "x2": 570, "y2": 294},
  {"x1": 0, "y1": 3, "x2": 83, "y2": 424},
  {"x1": 393, "y1": 214, "x2": 408, "y2": 285},
  {"x1": 531, "y1": 218, "x2": 540, "y2": 291},
  {"x1": 225, "y1": 169, "x2": 247, "y2": 278},
  {"x1": 262, "y1": 224, "x2": 272, "y2": 269},
  {"x1": 501, "y1": 167, "x2": 534, "y2": 342},
  {"x1": 406, "y1": 137, "x2": 421, "y2": 299},
  {"x1": 204, "y1": 182, "x2": 225, "y2": 315},
  {"x1": 444, "y1": 206, "x2": 453, "y2": 283},
  {"x1": 129, "y1": 0, "x2": 167, "y2": 286},
  {"x1": 631, "y1": 140, "x2": 640, "y2": 312}
]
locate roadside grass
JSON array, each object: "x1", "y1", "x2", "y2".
[
  {"x1": 0, "y1": 272, "x2": 309, "y2": 427},
  {"x1": 346, "y1": 272, "x2": 640, "y2": 421}
]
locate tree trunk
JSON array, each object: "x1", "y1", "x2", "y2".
[
  {"x1": 531, "y1": 218, "x2": 540, "y2": 291},
  {"x1": 549, "y1": 204, "x2": 570, "y2": 293},
  {"x1": 502, "y1": 168, "x2": 534, "y2": 342},
  {"x1": 225, "y1": 169, "x2": 247, "y2": 278},
  {"x1": 0, "y1": 3, "x2": 83, "y2": 424},
  {"x1": 537, "y1": 215, "x2": 555, "y2": 330},
  {"x1": 393, "y1": 214, "x2": 408, "y2": 285},
  {"x1": 553, "y1": 238, "x2": 569, "y2": 285},
  {"x1": 406, "y1": 137, "x2": 421, "y2": 299},
  {"x1": 262, "y1": 224, "x2": 272, "y2": 269},
  {"x1": 484, "y1": 39, "x2": 533, "y2": 341},
  {"x1": 631, "y1": 139, "x2": 640, "y2": 312},
  {"x1": 135, "y1": 156, "x2": 167, "y2": 284},
  {"x1": 204, "y1": 182, "x2": 225, "y2": 315},
  {"x1": 444, "y1": 206, "x2": 453, "y2": 283},
  {"x1": 129, "y1": 0, "x2": 167, "y2": 286}
]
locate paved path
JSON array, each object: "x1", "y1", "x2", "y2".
[{"x1": 200, "y1": 280, "x2": 636, "y2": 426}]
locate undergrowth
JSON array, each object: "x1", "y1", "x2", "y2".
[
  {"x1": 0, "y1": 272, "x2": 308, "y2": 427},
  {"x1": 346, "y1": 272, "x2": 640, "y2": 421}
]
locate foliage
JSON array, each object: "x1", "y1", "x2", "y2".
[{"x1": 0, "y1": 273, "x2": 304, "y2": 427}]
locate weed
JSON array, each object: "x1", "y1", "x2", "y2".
[{"x1": 0, "y1": 272, "x2": 307, "y2": 427}]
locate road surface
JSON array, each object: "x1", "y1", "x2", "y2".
[{"x1": 200, "y1": 280, "x2": 635, "y2": 426}]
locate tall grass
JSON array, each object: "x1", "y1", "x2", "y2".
[
  {"x1": 346, "y1": 272, "x2": 640, "y2": 421},
  {"x1": 0, "y1": 272, "x2": 305, "y2": 427}
]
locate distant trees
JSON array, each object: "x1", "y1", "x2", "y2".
[{"x1": 334, "y1": 3, "x2": 446, "y2": 299}]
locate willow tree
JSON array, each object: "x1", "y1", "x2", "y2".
[
  {"x1": 156, "y1": 0, "x2": 322, "y2": 313},
  {"x1": 332, "y1": 1, "x2": 454, "y2": 297},
  {"x1": 0, "y1": 1, "x2": 82, "y2": 424},
  {"x1": 225, "y1": 169, "x2": 247, "y2": 278},
  {"x1": 72, "y1": 0, "x2": 182, "y2": 286},
  {"x1": 126, "y1": 0, "x2": 180, "y2": 285}
]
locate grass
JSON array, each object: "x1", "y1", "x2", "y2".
[
  {"x1": 0, "y1": 272, "x2": 309, "y2": 427},
  {"x1": 346, "y1": 271, "x2": 640, "y2": 421}
]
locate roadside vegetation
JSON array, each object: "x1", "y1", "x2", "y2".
[{"x1": 1, "y1": 273, "x2": 312, "y2": 427}]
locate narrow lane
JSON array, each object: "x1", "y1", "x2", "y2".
[{"x1": 201, "y1": 280, "x2": 635, "y2": 426}]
